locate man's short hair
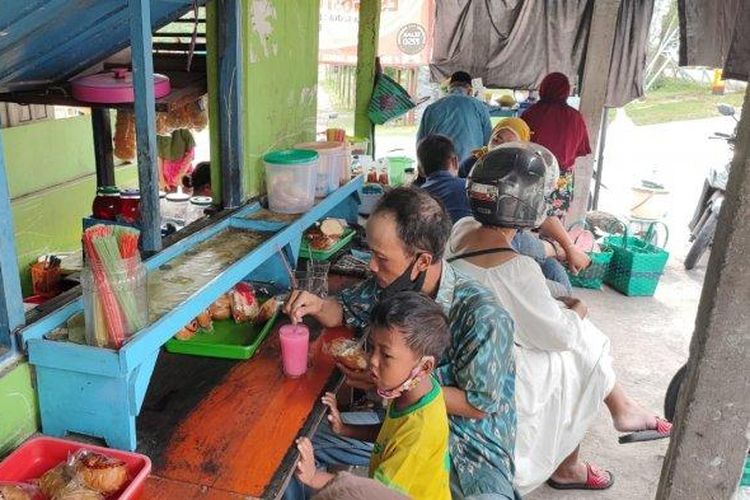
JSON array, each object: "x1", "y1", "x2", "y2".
[
  {"x1": 372, "y1": 186, "x2": 452, "y2": 261},
  {"x1": 417, "y1": 134, "x2": 456, "y2": 177},
  {"x1": 370, "y1": 291, "x2": 450, "y2": 361},
  {"x1": 449, "y1": 71, "x2": 473, "y2": 87}
]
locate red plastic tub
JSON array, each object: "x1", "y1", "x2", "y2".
[{"x1": 0, "y1": 436, "x2": 151, "y2": 499}]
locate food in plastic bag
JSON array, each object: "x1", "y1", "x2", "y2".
[
  {"x1": 326, "y1": 338, "x2": 367, "y2": 371},
  {"x1": 209, "y1": 294, "x2": 232, "y2": 321},
  {"x1": 175, "y1": 319, "x2": 199, "y2": 341},
  {"x1": 38, "y1": 464, "x2": 102, "y2": 500},
  {"x1": 113, "y1": 110, "x2": 136, "y2": 161},
  {"x1": 230, "y1": 283, "x2": 259, "y2": 323},
  {"x1": 0, "y1": 482, "x2": 43, "y2": 500},
  {"x1": 257, "y1": 297, "x2": 278, "y2": 323},
  {"x1": 72, "y1": 451, "x2": 128, "y2": 496},
  {"x1": 196, "y1": 309, "x2": 213, "y2": 332}
]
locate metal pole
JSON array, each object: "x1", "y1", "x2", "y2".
[{"x1": 592, "y1": 107, "x2": 610, "y2": 209}]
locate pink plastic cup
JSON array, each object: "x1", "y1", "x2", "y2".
[{"x1": 279, "y1": 324, "x2": 310, "y2": 378}]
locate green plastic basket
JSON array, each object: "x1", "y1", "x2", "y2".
[
  {"x1": 604, "y1": 234, "x2": 669, "y2": 297},
  {"x1": 569, "y1": 246, "x2": 614, "y2": 289},
  {"x1": 367, "y1": 74, "x2": 416, "y2": 125}
]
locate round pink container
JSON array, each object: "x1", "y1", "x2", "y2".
[
  {"x1": 70, "y1": 68, "x2": 172, "y2": 104},
  {"x1": 279, "y1": 324, "x2": 310, "y2": 378}
]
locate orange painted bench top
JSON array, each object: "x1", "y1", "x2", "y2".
[{"x1": 139, "y1": 324, "x2": 352, "y2": 499}]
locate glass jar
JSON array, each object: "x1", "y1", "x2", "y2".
[
  {"x1": 119, "y1": 189, "x2": 141, "y2": 224},
  {"x1": 92, "y1": 186, "x2": 120, "y2": 220},
  {"x1": 164, "y1": 190, "x2": 190, "y2": 225},
  {"x1": 185, "y1": 196, "x2": 213, "y2": 225}
]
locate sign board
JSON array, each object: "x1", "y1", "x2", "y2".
[{"x1": 319, "y1": 0, "x2": 434, "y2": 66}]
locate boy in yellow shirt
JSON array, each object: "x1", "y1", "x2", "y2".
[{"x1": 295, "y1": 291, "x2": 451, "y2": 499}]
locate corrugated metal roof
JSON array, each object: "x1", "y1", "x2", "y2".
[{"x1": 0, "y1": 0, "x2": 201, "y2": 93}]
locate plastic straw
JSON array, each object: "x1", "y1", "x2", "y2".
[{"x1": 277, "y1": 245, "x2": 298, "y2": 289}]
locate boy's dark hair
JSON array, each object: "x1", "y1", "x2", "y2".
[
  {"x1": 417, "y1": 134, "x2": 456, "y2": 177},
  {"x1": 191, "y1": 161, "x2": 211, "y2": 191},
  {"x1": 372, "y1": 186, "x2": 452, "y2": 261},
  {"x1": 370, "y1": 291, "x2": 450, "y2": 360}
]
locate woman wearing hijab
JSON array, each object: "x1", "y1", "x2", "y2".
[
  {"x1": 459, "y1": 117, "x2": 532, "y2": 178},
  {"x1": 522, "y1": 72, "x2": 591, "y2": 219}
]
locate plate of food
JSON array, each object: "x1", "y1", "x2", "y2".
[
  {"x1": 165, "y1": 282, "x2": 281, "y2": 360},
  {"x1": 300, "y1": 218, "x2": 356, "y2": 261}
]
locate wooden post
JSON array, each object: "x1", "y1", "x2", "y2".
[
  {"x1": 656, "y1": 86, "x2": 750, "y2": 499},
  {"x1": 354, "y1": 0, "x2": 381, "y2": 144},
  {"x1": 129, "y1": 0, "x2": 161, "y2": 253},
  {"x1": 91, "y1": 108, "x2": 116, "y2": 187},
  {"x1": 217, "y1": 0, "x2": 244, "y2": 208},
  {"x1": 0, "y1": 132, "x2": 25, "y2": 355},
  {"x1": 568, "y1": 0, "x2": 622, "y2": 225}
]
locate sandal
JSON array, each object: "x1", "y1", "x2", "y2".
[
  {"x1": 547, "y1": 462, "x2": 615, "y2": 490},
  {"x1": 619, "y1": 417, "x2": 672, "y2": 444}
]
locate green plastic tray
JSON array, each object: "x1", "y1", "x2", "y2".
[
  {"x1": 164, "y1": 309, "x2": 279, "y2": 360},
  {"x1": 300, "y1": 227, "x2": 355, "y2": 261}
]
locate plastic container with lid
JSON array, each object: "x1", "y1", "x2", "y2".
[
  {"x1": 163, "y1": 189, "x2": 191, "y2": 224},
  {"x1": 92, "y1": 186, "x2": 120, "y2": 220},
  {"x1": 385, "y1": 156, "x2": 415, "y2": 187},
  {"x1": 186, "y1": 196, "x2": 213, "y2": 225},
  {"x1": 294, "y1": 141, "x2": 347, "y2": 196},
  {"x1": 263, "y1": 149, "x2": 318, "y2": 214},
  {"x1": 118, "y1": 189, "x2": 141, "y2": 224},
  {"x1": 70, "y1": 68, "x2": 171, "y2": 104}
]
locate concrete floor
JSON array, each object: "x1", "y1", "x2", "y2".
[
  {"x1": 527, "y1": 112, "x2": 730, "y2": 498},
  {"x1": 526, "y1": 259, "x2": 705, "y2": 499}
]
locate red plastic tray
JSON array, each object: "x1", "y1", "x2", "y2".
[{"x1": 0, "y1": 436, "x2": 151, "y2": 499}]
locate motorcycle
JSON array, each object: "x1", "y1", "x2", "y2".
[{"x1": 684, "y1": 104, "x2": 738, "y2": 270}]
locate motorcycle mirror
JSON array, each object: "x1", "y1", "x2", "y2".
[{"x1": 717, "y1": 103, "x2": 736, "y2": 116}]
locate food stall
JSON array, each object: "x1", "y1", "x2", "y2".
[{"x1": 0, "y1": 0, "x2": 365, "y2": 498}]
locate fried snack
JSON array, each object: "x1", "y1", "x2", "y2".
[
  {"x1": 175, "y1": 319, "x2": 199, "y2": 340},
  {"x1": 196, "y1": 309, "x2": 213, "y2": 331},
  {"x1": 306, "y1": 218, "x2": 347, "y2": 250},
  {"x1": 209, "y1": 294, "x2": 232, "y2": 320},
  {"x1": 73, "y1": 452, "x2": 128, "y2": 496},
  {"x1": 326, "y1": 338, "x2": 367, "y2": 371},
  {"x1": 38, "y1": 464, "x2": 68, "y2": 499},
  {"x1": 320, "y1": 218, "x2": 346, "y2": 237},
  {"x1": 230, "y1": 283, "x2": 260, "y2": 323},
  {"x1": 38, "y1": 462, "x2": 104, "y2": 500},
  {"x1": 113, "y1": 110, "x2": 136, "y2": 161},
  {"x1": 257, "y1": 297, "x2": 278, "y2": 323},
  {"x1": 0, "y1": 483, "x2": 38, "y2": 500}
]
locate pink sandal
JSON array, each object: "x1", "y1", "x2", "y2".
[
  {"x1": 547, "y1": 462, "x2": 615, "y2": 490},
  {"x1": 619, "y1": 417, "x2": 673, "y2": 444}
]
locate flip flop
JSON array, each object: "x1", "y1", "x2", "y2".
[
  {"x1": 547, "y1": 462, "x2": 615, "y2": 490},
  {"x1": 618, "y1": 417, "x2": 673, "y2": 444}
]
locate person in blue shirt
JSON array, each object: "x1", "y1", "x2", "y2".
[
  {"x1": 417, "y1": 71, "x2": 492, "y2": 163},
  {"x1": 418, "y1": 135, "x2": 472, "y2": 224}
]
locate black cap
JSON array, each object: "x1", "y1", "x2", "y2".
[{"x1": 449, "y1": 71, "x2": 472, "y2": 86}]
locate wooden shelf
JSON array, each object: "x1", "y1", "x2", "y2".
[{"x1": 0, "y1": 70, "x2": 206, "y2": 112}]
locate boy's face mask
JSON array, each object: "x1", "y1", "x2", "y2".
[{"x1": 376, "y1": 356, "x2": 432, "y2": 401}]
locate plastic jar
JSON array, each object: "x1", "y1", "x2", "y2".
[
  {"x1": 92, "y1": 186, "x2": 120, "y2": 220},
  {"x1": 118, "y1": 189, "x2": 141, "y2": 224},
  {"x1": 164, "y1": 190, "x2": 190, "y2": 224},
  {"x1": 263, "y1": 149, "x2": 318, "y2": 214},
  {"x1": 186, "y1": 196, "x2": 213, "y2": 225},
  {"x1": 294, "y1": 141, "x2": 347, "y2": 196}
]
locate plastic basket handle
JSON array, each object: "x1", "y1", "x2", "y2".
[{"x1": 644, "y1": 221, "x2": 670, "y2": 248}]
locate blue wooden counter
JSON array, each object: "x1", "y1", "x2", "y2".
[{"x1": 19, "y1": 177, "x2": 362, "y2": 451}]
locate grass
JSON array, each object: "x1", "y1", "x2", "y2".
[{"x1": 624, "y1": 79, "x2": 745, "y2": 126}]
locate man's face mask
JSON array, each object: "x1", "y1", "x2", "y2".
[{"x1": 379, "y1": 254, "x2": 427, "y2": 300}]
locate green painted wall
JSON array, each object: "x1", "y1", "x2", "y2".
[
  {"x1": 1, "y1": 115, "x2": 138, "y2": 295},
  {"x1": 0, "y1": 363, "x2": 38, "y2": 456},
  {"x1": 243, "y1": 0, "x2": 320, "y2": 198}
]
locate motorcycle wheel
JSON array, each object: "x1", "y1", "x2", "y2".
[
  {"x1": 684, "y1": 211, "x2": 718, "y2": 270},
  {"x1": 665, "y1": 364, "x2": 688, "y2": 422}
]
